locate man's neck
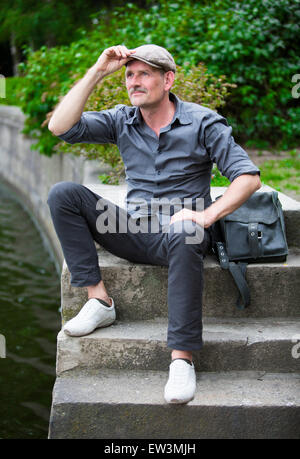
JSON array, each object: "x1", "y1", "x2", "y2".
[{"x1": 140, "y1": 96, "x2": 175, "y2": 137}]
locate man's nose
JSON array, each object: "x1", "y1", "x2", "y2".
[{"x1": 129, "y1": 74, "x2": 141, "y2": 86}]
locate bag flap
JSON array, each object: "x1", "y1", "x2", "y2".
[{"x1": 219, "y1": 192, "x2": 280, "y2": 224}]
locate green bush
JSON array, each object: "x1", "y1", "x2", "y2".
[
  {"x1": 3, "y1": 0, "x2": 299, "y2": 169},
  {"x1": 115, "y1": 0, "x2": 299, "y2": 149},
  {"x1": 193, "y1": 0, "x2": 300, "y2": 149}
]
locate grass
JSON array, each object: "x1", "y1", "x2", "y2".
[
  {"x1": 211, "y1": 149, "x2": 300, "y2": 200},
  {"x1": 255, "y1": 151, "x2": 300, "y2": 197}
]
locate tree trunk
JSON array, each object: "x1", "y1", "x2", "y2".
[{"x1": 9, "y1": 32, "x2": 20, "y2": 76}]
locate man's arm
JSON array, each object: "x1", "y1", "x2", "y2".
[
  {"x1": 171, "y1": 107, "x2": 261, "y2": 228},
  {"x1": 170, "y1": 173, "x2": 261, "y2": 228},
  {"x1": 48, "y1": 45, "x2": 135, "y2": 136},
  {"x1": 201, "y1": 173, "x2": 261, "y2": 227}
]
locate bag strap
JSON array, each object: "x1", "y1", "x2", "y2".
[
  {"x1": 215, "y1": 242, "x2": 250, "y2": 309},
  {"x1": 248, "y1": 222, "x2": 263, "y2": 259},
  {"x1": 228, "y1": 262, "x2": 250, "y2": 309}
]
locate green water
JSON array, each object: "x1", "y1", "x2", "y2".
[{"x1": 0, "y1": 182, "x2": 61, "y2": 439}]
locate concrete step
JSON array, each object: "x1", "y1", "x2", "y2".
[
  {"x1": 48, "y1": 369, "x2": 300, "y2": 439},
  {"x1": 61, "y1": 249, "x2": 300, "y2": 322},
  {"x1": 56, "y1": 317, "x2": 300, "y2": 375},
  {"x1": 51, "y1": 185, "x2": 300, "y2": 439}
]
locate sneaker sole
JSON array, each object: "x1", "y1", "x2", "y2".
[
  {"x1": 63, "y1": 316, "x2": 116, "y2": 337},
  {"x1": 165, "y1": 396, "x2": 195, "y2": 404}
]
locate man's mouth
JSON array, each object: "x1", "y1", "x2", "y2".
[{"x1": 130, "y1": 88, "x2": 147, "y2": 96}]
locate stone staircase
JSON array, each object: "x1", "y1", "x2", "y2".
[{"x1": 48, "y1": 186, "x2": 300, "y2": 439}]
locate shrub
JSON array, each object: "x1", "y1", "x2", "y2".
[
  {"x1": 3, "y1": 0, "x2": 298, "y2": 172},
  {"x1": 190, "y1": 0, "x2": 300, "y2": 149}
]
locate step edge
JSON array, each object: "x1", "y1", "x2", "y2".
[{"x1": 51, "y1": 368, "x2": 300, "y2": 408}]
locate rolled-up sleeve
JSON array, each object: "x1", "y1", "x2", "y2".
[
  {"x1": 202, "y1": 112, "x2": 260, "y2": 182},
  {"x1": 57, "y1": 109, "x2": 119, "y2": 145}
]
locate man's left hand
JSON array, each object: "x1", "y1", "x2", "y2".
[
  {"x1": 170, "y1": 207, "x2": 217, "y2": 228},
  {"x1": 170, "y1": 208, "x2": 204, "y2": 226}
]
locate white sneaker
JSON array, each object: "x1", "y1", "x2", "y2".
[
  {"x1": 63, "y1": 298, "x2": 116, "y2": 337},
  {"x1": 164, "y1": 359, "x2": 196, "y2": 404}
]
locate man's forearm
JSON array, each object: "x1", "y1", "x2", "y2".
[
  {"x1": 48, "y1": 65, "x2": 105, "y2": 136},
  {"x1": 202, "y1": 173, "x2": 261, "y2": 227},
  {"x1": 48, "y1": 46, "x2": 135, "y2": 137},
  {"x1": 169, "y1": 173, "x2": 261, "y2": 229}
]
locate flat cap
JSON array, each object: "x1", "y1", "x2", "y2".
[{"x1": 127, "y1": 44, "x2": 176, "y2": 73}]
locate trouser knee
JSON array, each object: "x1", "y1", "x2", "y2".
[
  {"x1": 168, "y1": 220, "x2": 207, "y2": 253},
  {"x1": 47, "y1": 181, "x2": 81, "y2": 209}
]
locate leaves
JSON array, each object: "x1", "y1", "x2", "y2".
[{"x1": 1, "y1": 0, "x2": 299, "y2": 168}]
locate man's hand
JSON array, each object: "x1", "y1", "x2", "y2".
[
  {"x1": 170, "y1": 208, "x2": 209, "y2": 228},
  {"x1": 95, "y1": 45, "x2": 136, "y2": 78}
]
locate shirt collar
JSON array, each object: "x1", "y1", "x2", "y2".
[
  {"x1": 124, "y1": 106, "x2": 143, "y2": 125},
  {"x1": 170, "y1": 93, "x2": 193, "y2": 125},
  {"x1": 124, "y1": 92, "x2": 193, "y2": 126}
]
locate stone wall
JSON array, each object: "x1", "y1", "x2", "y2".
[{"x1": 0, "y1": 105, "x2": 85, "y2": 271}]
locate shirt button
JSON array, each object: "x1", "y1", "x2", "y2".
[{"x1": 157, "y1": 170, "x2": 161, "y2": 175}]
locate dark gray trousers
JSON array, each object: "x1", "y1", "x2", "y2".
[{"x1": 47, "y1": 181, "x2": 212, "y2": 351}]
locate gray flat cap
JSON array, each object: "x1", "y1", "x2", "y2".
[{"x1": 127, "y1": 44, "x2": 176, "y2": 73}]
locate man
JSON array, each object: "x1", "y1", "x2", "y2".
[{"x1": 47, "y1": 44, "x2": 261, "y2": 404}]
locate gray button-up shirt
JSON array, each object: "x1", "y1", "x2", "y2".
[{"x1": 58, "y1": 93, "x2": 260, "y2": 219}]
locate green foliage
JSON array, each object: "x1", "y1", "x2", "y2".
[
  {"x1": 259, "y1": 150, "x2": 300, "y2": 194},
  {"x1": 125, "y1": 0, "x2": 299, "y2": 149},
  {"x1": 0, "y1": 0, "x2": 110, "y2": 50},
  {"x1": 2, "y1": 0, "x2": 299, "y2": 173},
  {"x1": 211, "y1": 166, "x2": 230, "y2": 187},
  {"x1": 200, "y1": 0, "x2": 300, "y2": 149}
]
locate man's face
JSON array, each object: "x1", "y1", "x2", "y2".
[{"x1": 125, "y1": 60, "x2": 168, "y2": 108}]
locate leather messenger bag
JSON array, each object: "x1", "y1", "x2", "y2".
[{"x1": 213, "y1": 191, "x2": 288, "y2": 309}]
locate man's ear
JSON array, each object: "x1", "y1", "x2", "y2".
[{"x1": 164, "y1": 71, "x2": 175, "y2": 91}]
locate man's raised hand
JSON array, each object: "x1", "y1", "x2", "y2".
[{"x1": 95, "y1": 45, "x2": 135, "y2": 77}]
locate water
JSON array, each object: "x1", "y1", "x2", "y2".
[{"x1": 0, "y1": 182, "x2": 61, "y2": 439}]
